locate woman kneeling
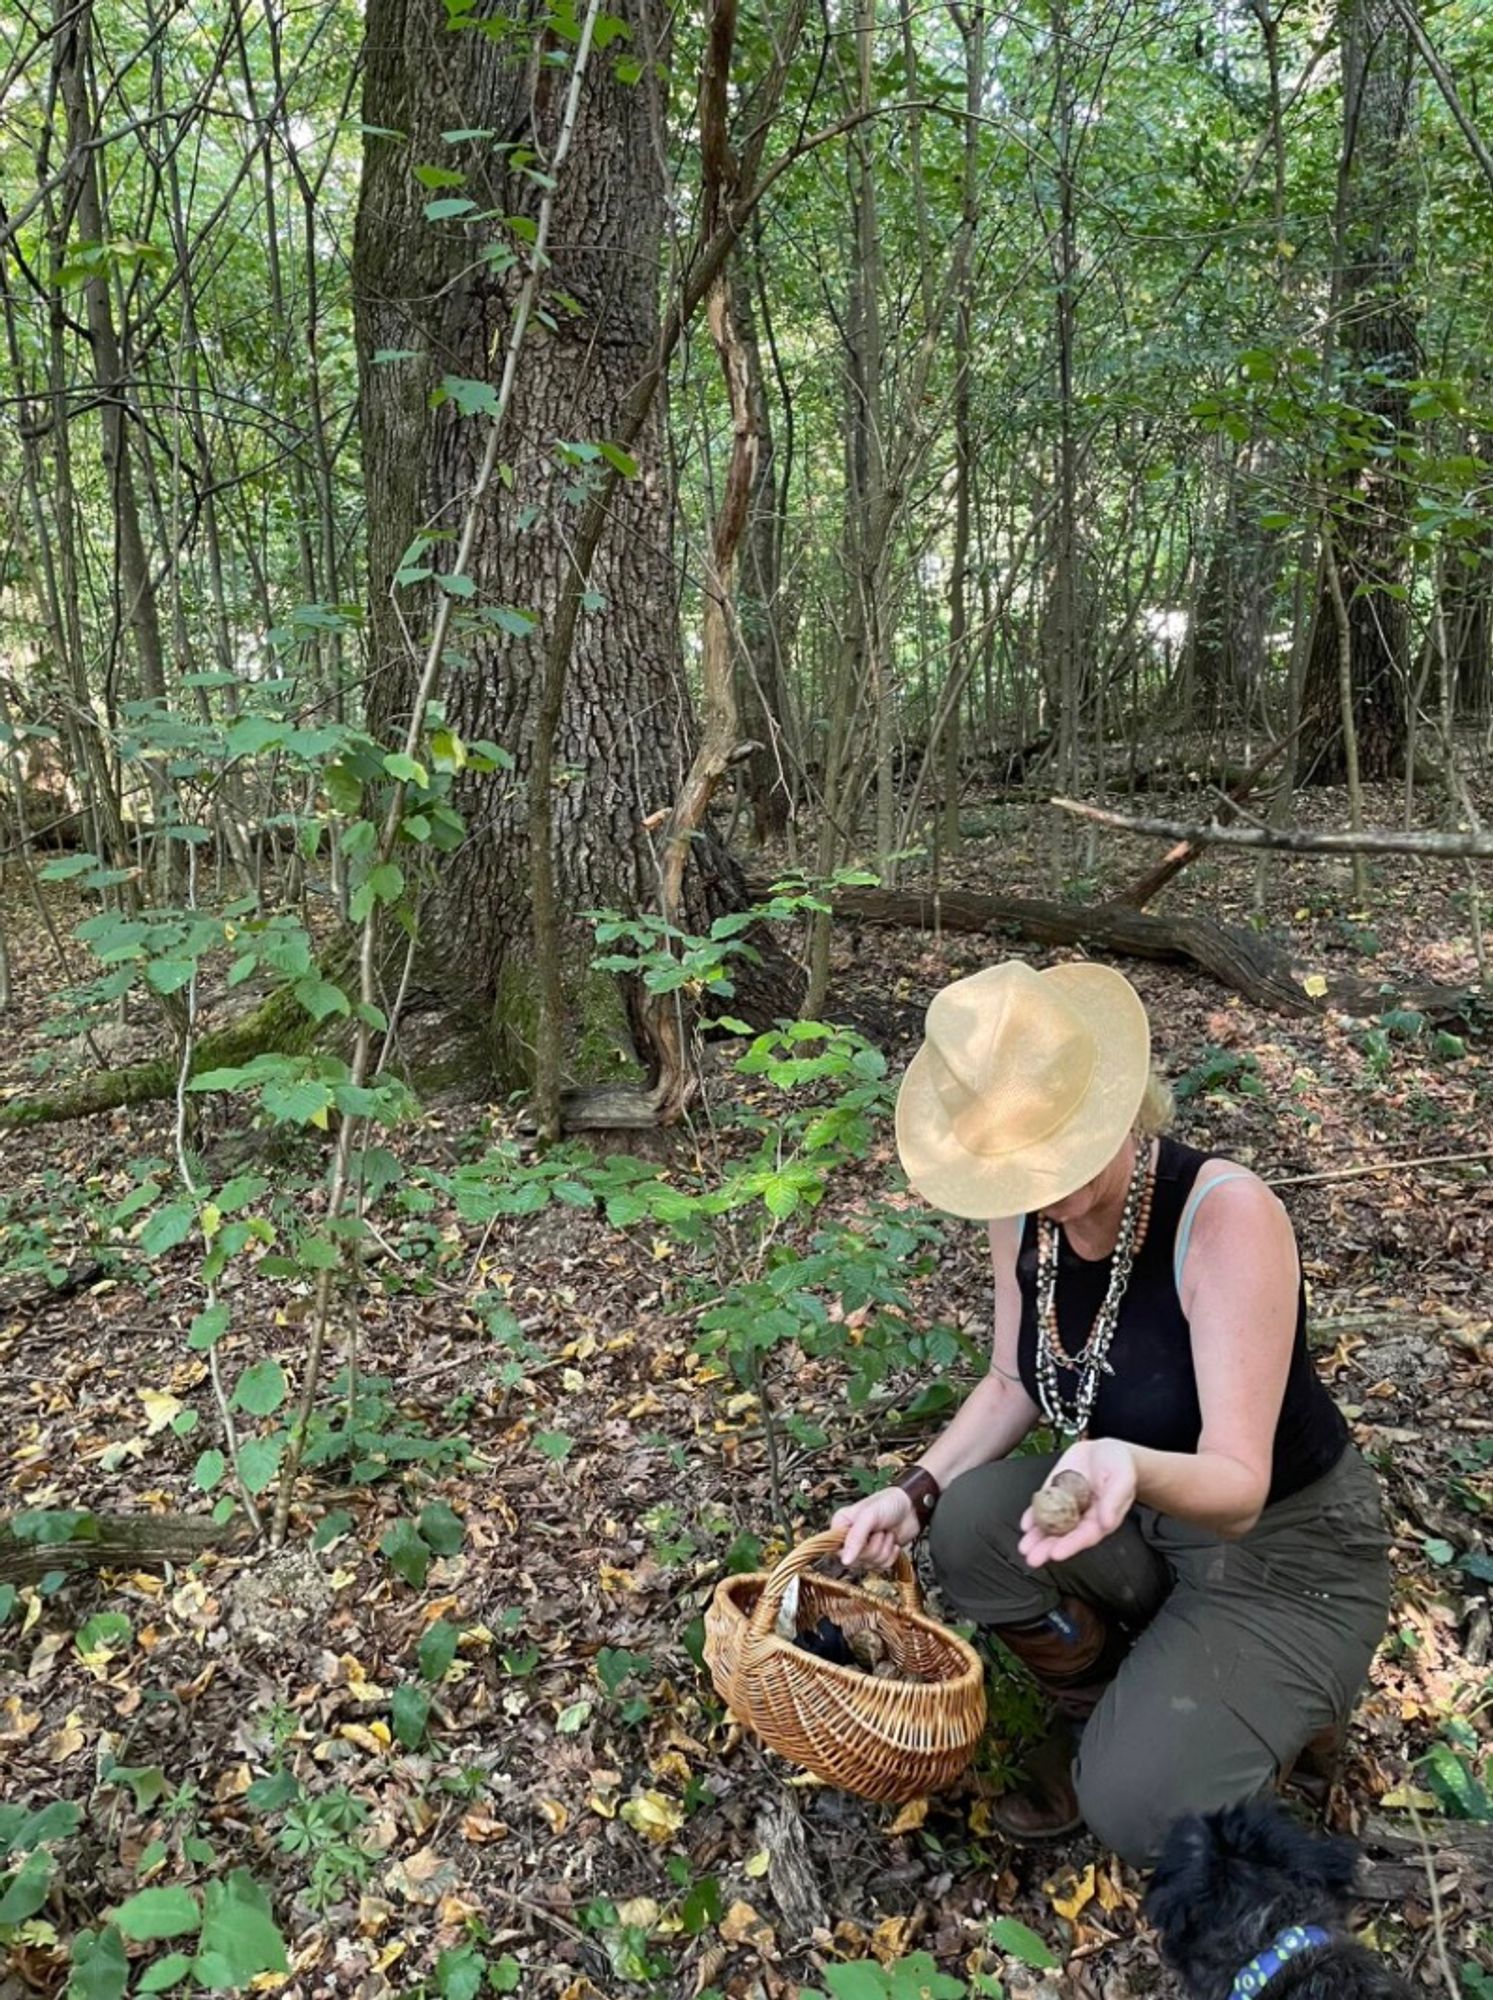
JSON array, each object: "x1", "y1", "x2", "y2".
[{"x1": 833, "y1": 959, "x2": 1390, "y2": 1868}]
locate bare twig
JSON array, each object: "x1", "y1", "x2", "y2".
[
  {"x1": 1052, "y1": 796, "x2": 1493, "y2": 861},
  {"x1": 1268, "y1": 1150, "x2": 1493, "y2": 1189}
]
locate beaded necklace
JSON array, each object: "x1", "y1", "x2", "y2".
[{"x1": 1034, "y1": 1139, "x2": 1156, "y2": 1436}]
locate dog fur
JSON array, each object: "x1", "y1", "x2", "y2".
[{"x1": 1143, "y1": 1802, "x2": 1410, "y2": 1999}]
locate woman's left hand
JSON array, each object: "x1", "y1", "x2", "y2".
[{"x1": 1018, "y1": 1437, "x2": 1138, "y2": 1568}]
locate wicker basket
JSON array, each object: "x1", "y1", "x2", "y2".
[{"x1": 704, "y1": 1528, "x2": 987, "y2": 1804}]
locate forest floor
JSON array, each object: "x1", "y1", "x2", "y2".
[{"x1": 3, "y1": 773, "x2": 1493, "y2": 2000}]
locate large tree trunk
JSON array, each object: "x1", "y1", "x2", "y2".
[
  {"x1": 1299, "y1": 0, "x2": 1417, "y2": 783},
  {"x1": 353, "y1": 0, "x2": 777, "y2": 1087}
]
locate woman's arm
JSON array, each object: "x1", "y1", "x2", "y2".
[
  {"x1": 837, "y1": 1216, "x2": 1039, "y2": 1565},
  {"x1": 1017, "y1": 1169, "x2": 1298, "y2": 1565}
]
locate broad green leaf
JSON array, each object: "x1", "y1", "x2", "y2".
[
  {"x1": 137, "y1": 1952, "x2": 195, "y2": 1992},
  {"x1": 259, "y1": 1077, "x2": 333, "y2": 1126},
  {"x1": 418, "y1": 1619, "x2": 460, "y2": 1683},
  {"x1": 193, "y1": 1449, "x2": 226, "y2": 1492},
  {"x1": 144, "y1": 958, "x2": 197, "y2": 995},
  {"x1": 76, "y1": 1612, "x2": 132, "y2": 1656},
  {"x1": 438, "y1": 374, "x2": 499, "y2": 417},
  {"x1": 436, "y1": 1945, "x2": 486, "y2": 2000},
  {"x1": 391, "y1": 1683, "x2": 430, "y2": 1748},
  {"x1": 0, "y1": 1849, "x2": 53, "y2": 1923},
  {"x1": 989, "y1": 1917, "x2": 1059, "y2": 1970},
  {"x1": 381, "y1": 1520, "x2": 431, "y2": 1588},
  {"x1": 68, "y1": 1925, "x2": 129, "y2": 2000},
  {"x1": 232, "y1": 1360, "x2": 288, "y2": 1417},
  {"x1": 194, "y1": 1870, "x2": 288, "y2": 1988},
  {"x1": 236, "y1": 1437, "x2": 283, "y2": 1496},
  {"x1": 293, "y1": 976, "x2": 351, "y2": 1022},
  {"x1": 112, "y1": 1886, "x2": 201, "y2": 1942},
  {"x1": 140, "y1": 1203, "x2": 195, "y2": 1256},
  {"x1": 244, "y1": 1770, "x2": 299, "y2": 1813},
  {"x1": 188, "y1": 1304, "x2": 230, "y2": 1351},
  {"x1": 418, "y1": 1502, "x2": 465, "y2": 1555},
  {"x1": 534, "y1": 1430, "x2": 574, "y2": 1462}
]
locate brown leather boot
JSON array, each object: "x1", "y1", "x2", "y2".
[
  {"x1": 1278, "y1": 1721, "x2": 1345, "y2": 1810},
  {"x1": 982, "y1": 1599, "x2": 1127, "y2": 1841}
]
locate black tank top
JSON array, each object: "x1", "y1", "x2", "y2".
[{"x1": 1014, "y1": 1135, "x2": 1346, "y2": 1505}]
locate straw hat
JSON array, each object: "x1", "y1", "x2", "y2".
[{"x1": 894, "y1": 959, "x2": 1150, "y2": 1220}]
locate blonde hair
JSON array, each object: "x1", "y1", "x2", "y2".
[{"x1": 1134, "y1": 1067, "x2": 1175, "y2": 1137}]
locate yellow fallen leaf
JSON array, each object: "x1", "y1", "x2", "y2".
[
  {"x1": 129, "y1": 1572, "x2": 164, "y2": 1596},
  {"x1": 459, "y1": 1811, "x2": 509, "y2": 1843},
  {"x1": 538, "y1": 1798, "x2": 569, "y2": 1833},
  {"x1": 338, "y1": 1723, "x2": 388, "y2": 1755},
  {"x1": 887, "y1": 1797, "x2": 928, "y2": 1836},
  {"x1": 341, "y1": 1655, "x2": 387, "y2": 1702},
  {"x1": 649, "y1": 1750, "x2": 692, "y2": 1788},
  {"x1": 1049, "y1": 1862, "x2": 1095, "y2": 1924},
  {"x1": 1379, "y1": 1783, "x2": 1438, "y2": 1811},
  {"x1": 562, "y1": 1368, "x2": 586, "y2": 1393},
  {"x1": 723, "y1": 1391, "x2": 759, "y2": 1419},
  {"x1": 968, "y1": 1799, "x2": 994, "y2": 1837},
  {"x1": 587, "y1": 1791, "x2": 618, "y2": 1820},
  {"x1": 0, "y1": 1696, "x2": 41, "y2": 1744},
  {"x1": 870, "y1": 1914, "x2": 912, "y2": 1965},
  {"x1": 619, "y1": 1790, "x2": 684, "y2": 1844},
  {"x1": 1303, "y1": 973, "x2": 1328, "y2": 998},
  {"x1": 373, "y1": 1942, "x2": 407, "y2": 1974},
  {"x1": 138, "y1": 1390, "x2": 183, "y2": 1435},
  {"x1": 48, "y1": 1716, "x2": 86, "y2": 1762},
  {"x1": 1096, "y1": 1863, "x2": 1128, "y2": 1914},
  {"x1": 616, "y1": 1897, "x2": 660, "y2": 1932},
  {"x1": 744, "y1": 1849, "x2": 771, "y2": 1879}
]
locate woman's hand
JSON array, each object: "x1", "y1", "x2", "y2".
[
  {"x1": 832, "y1": 1487, "x2": 919, "y2": 1571},
  {"x1": 1018, "y1": 1438, "x2": 1137, "y2": 1568}
]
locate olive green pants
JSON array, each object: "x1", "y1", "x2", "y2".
[{"x1": 927, "y1": 1446, "x2": 1391, "y2": 1866}]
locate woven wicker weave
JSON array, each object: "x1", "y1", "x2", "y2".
[{"x1": 704, "y1": 1529, "x2": 987, "y2": 1804}]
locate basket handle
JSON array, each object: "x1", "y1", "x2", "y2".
[{"x1": 745, "y1": 1526, "x2": 922, "y2": 1643}]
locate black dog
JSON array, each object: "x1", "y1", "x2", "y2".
[{"x1": 1144, "y1": 1802, "x2": 1410, "y2": 1999}]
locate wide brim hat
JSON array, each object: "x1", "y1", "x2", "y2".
[{"x1": 894, "y1": 959, "x2": 1150, "y2": 1221}]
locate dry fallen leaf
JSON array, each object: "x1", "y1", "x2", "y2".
[
  {"x1": 538, "y1": 1798, "x2": 569, "y2": 1834},
  {"x1": 137, "y1": 1389, "x2": 183, "y2": 1434},
  {"x1": 719, "y1": 1901, "x2": 776, "y2": 1956},
  {"x1": 619, "y1": 1790, "x2": 684, "y2": 1844},
  {"x1": 887, "y1": 1797, "x2": 928, "y2": 1836},
  {"x1": 870, "y1": 1914, "x2": 913, "y2": 1965},
  {"x1": 1048, "y1": 1862, "x2": 1095, "y2": 1924}
]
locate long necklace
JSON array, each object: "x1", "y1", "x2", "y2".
[{"x1": 1034, "y1": 1140, "x2": 1155, "y2": 1436}]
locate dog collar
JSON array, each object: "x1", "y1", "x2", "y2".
[{"x1": 1229, "y1": 1924, "x2": 1333, "y2": 1997}]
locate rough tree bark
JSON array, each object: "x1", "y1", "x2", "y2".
[
  {"x1": 1299, "y1": 0, "x2": 1417, "y2": 782},
  {"x1": 352, "y1": 0, "x2": 786, "y2": 1092}
]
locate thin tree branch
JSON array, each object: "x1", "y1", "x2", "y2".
[{"x1": 1051, "y1": 797, "x2": 1493, "y2": 861}]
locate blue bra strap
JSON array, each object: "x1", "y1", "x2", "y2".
[{"x1": 1174, "y1": 1170, "x2": 1251, "y2": 1291}]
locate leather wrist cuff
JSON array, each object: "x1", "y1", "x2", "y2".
[{"x1": 892, "y1": 1466, "x2": 941, "y2": 1534}]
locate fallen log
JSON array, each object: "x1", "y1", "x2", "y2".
[
  {"x1": 784, "y1": 884, "x2": 1481, "y2": 1030},
  {"x1": 1360, "y1": 1812, "x2": 1493, "y2": 1881},
  {"x1": 1, "y1": 1508, "x2": 251, "y2": 1585}
]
